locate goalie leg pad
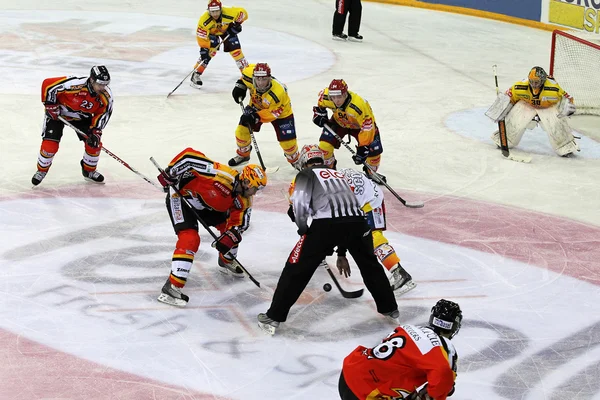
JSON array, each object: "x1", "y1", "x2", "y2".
[
  {"x1": 503, "y1": 101, "x2": 538, "y2": 147},
  {"x1": 537, "y1": 106, "x2": 579, "y2": 156}
]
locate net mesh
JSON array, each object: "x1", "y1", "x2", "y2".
[{"x1": 550, "y1": 30, "x2": 600, "y2": 116}]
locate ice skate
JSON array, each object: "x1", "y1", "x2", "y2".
[
  {"x1": 383, "y1": 309, "x2": 400, "y2": 322},
  {"x1": 218, "y1": 257, "x2": 244, "y2": 278},
  {"x1": 80, "y1": 160, "x2": 105, "y2": 183},
  {"x1": 228, "y1": 154, "x2": 251, "y2": 167},
  {"x1": 390, "y1": 264, "x2": 417, "y2": 296},
  {"x1": 257, "y1": 313, "x2": 279, "y2": 335},
  {"x1": 157, "y1": 278, "x2": 189, "y2": 307},
  {"x1": 332, "y1": 33, "x2": 348, "y2": 41},
  {"x1": 31, "y1": 171, "x2": 47, "y2": 186},
  {"x1": 190, "y1": 71, "x2": 203, "y2": 89},
  {"x1": 348, "y1": 34, "x2": 363, "y2": 42}
]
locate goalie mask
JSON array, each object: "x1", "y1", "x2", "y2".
[
  {"x1": 239, "y1": 164, "x2": 267, "y2": 194},
  {"x1": 253, "y1": 63, "x2": 272, "y2": 93},
  {"x1": 299, "y1": 144, "x2": 324, "y2": 169},
  {"x1": 428, "y1": 299, "x2": 462, "y2": 339},
  {"x1": 528, "y1": 66, "x2": 547, "y2": 94}
]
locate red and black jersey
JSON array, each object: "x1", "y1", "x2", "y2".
[
  {"x1": 342, "y1": 324, "x2": 458, "y2": 399},
  {"x1": 41, "y1": 76, "x2": 113, "y2": 130}
]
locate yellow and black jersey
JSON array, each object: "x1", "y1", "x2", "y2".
[
  {"x1": 240, "y1": 64, "x2": 293, "y2": 123},
  {"x1": 506, "y1": 77, "x2": 573, "y2": 109},
  {"x1": 196, "y1": 6, "x2": 248, "y2": 48},
  {"x1": 317, "y1": 88, "x2": 377, "y2": 147}
]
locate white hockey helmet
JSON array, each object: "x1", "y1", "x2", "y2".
[{"x1": 299, "y1": 144, "x2": 324, "y2": 169}]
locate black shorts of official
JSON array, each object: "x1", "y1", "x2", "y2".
[
  {"x1": 338, "y1": 371, "x2": 359, "y2": 400},
  {"x1": 42, "y1": 116, "x2": 91, "y2": 142},
  {"x1": 165, "y1": 193, "x2": 229, "y2": 234}
]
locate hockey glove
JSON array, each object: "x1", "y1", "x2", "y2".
[
  {"x1": 240, "y1": 106, "x2": 260, "y2": 126},
  {"x1": 213, "y1": 228, "x2": 242, "y2": 255},
  {"x1": 45, "y1": 103, "x2": 60, "y2": 120},
  {"x1": 157, "y1": 168, "x2": 177, "y2": 193},
  {"x1": 558, "y1": 101, "x2": 576, "y2": 118},
  {"x1": 312, "y1": 106, "x2": 328, "y2": 128},
  {"x1": 226, "y1": 22, "x2": 242, "y2": 36},
  {"x1": 232, "y1": 79, "x2": 247, "y2": 104},
  {"x1": 352, "y1": 145, "x2": 369, "y2": 165},
  {"x1": 287, "y1": 204, "x2": 295, "y2": 222},
  {"x1": 86, "y1": 128, "x2": 102, "y2": 148},
  {"x1": 199, "y1": 47, "x2": 212, "y2": 64}
]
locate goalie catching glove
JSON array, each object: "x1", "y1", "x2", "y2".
[
  {"x1": 213, "y1": 228, "x2": 242, "y2": 255},
  {"x1": 558, "y1": 97, "x2": 576, "y2": 118}
]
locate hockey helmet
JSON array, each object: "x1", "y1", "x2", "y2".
[
  {"x1": 299, "y1": 144, "x2": 324, "y2": 169},
  {"x1": 207, "y1": 0, "x2": 222, "y2": 12},
  {"x1": 328, "y1": 79, "x2": 348, "y2": 97},
  {"x1": 240, "y1": 164, "x2": 267, "y2": 192},
  {"x1": 253, "y1": 63, "x2": 272, "y2": 93},
  {"x1": 528, "y1": 66, "x2": 547, "y2": 92},
  {"x1": 428, "y1": 299, "x2": 462, "y2": 339},
  {"x1": 90, "y1": 65, "x2": 110, "y2": 86}
]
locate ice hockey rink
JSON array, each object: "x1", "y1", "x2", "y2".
[{"x1": 1, "y1": 0, "x2": 600, "y2": 398}]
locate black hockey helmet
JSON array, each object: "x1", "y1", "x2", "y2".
[
  {"x1": 428, "y1": 299, "x2": 462, "y2": 339},
  {"x1": 90, "y1": 65, "x2": 111, "y2": 86}
]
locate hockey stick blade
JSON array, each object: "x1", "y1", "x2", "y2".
[
  {"x1": 503, "y1": 153, "x2": 532, "y2": 163},
  {"x1": 266, "y1": 166, "x2": 280, "y2": 174},
  {"x1": 322, "y1": 261, "x2": 364, "y2": 298},
  {"x1": 404, "y1": 201, "x2": 424, "y2": 208}
]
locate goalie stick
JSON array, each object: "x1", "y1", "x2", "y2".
[
  {"x1": 58, "y1": 116, "x2": 163, "y2": 190},
  {"x1": 323, "y1": 123, "x2": 424, "y2": 208},
  {"x1": 150, "y1": 156, "x2": 271, "y2": 293},
  {"x1": 238, "y1": 101, "x2": 279, "y2": 173},
  {"x1": 492, "y1": 65, "x2": 532, "y2": 163},
  {"x1": 320, "y1": 260, "x2": 364, "y2": 299}
]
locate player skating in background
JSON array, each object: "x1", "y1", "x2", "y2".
[
  {"x1": 32, "y1": 66, "x2": 113, "y2": 186},
  {"x1": 258, "y1": 144, "x2": 398, "y2": 335},
  {"x1": 230, "y1": 62, "x2": 301, "y2": 170},
  {"x1": 191, "y1": 0, "x2": 248, "y2": 88},
  {"x1": 312, "y1": 79, "x2": 384, "y2": 179},
  {"x1": 487, "y1": 66, "x2": 579, "y2": 157},
  {"x1": 156, "y1": 148, "x2": 267, "y2": 307},
  {"x1": 336, "y1": 167, "x2": 415, "y2": 295},
  {"x1": 339, "y1": 299, "x2": 462, "y2": 400}
]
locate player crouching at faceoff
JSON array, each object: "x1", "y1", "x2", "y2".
[
  {"x1": 257, "y1": 144, "x2": 398, "y2": 335},
  {"x1": 32, "y1": 66, "x2": 113, "y2": 186},
  {"x1": 156, "y1": 148, "x2": 267, "y2": 307},
  {"x1": 339, "y1": 299, "x2": 462, "y2": 400},
  {"x1": 191, "y1": 0, "x2": 248, "y2": 88},
  {"x1": 486, "y1": 66, "x2": 579, "y2": 157},
  {"x1": 229, "y1": 62, "x2": 301, "y2": 170},
  {"x1": 312, "y1": 79, "x2": 384, "y2": 179},
  {"x1": 336, "y1": 167, "x2": 415, "y2": 294}
]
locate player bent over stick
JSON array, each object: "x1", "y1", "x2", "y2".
[
  {"x1": 486, "y1": 66, "x2": 579, "y2": 157},
  {"x1": 32, "y1": 66, "x2": 112, "y2": 186},
  {"x1": 156, "y1": 148, "x2": 267, "y2": 307},
  {"x1": 339, "y1": 299, "x2": 462, "y2": 400},
  {"x1": 229, "y1": 62, "x2": 301, "y2": 170},
  {"x1": 258, "y1": 144, "x2": 399, "y2": 335},
  {"x1": 312, "y1": 79, "x2": 384, "y2": 180},
  {"x1": 190, "y1": 0, "x2": 249, "y2": 88}
]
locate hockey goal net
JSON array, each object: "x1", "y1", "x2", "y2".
[{"x1": 550, "y1": 30, "x2": 600, "y2": 116}]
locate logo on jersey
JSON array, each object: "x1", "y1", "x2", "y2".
[
  {"x1": 318, "y1": 169, "x2": 344, "y2": 180},
  {"x1": 289, "y1": 235, "x2": 305, "y2": 264},
  {"x1": 213, "y1": 181, "x2": 231, "y2": 196}
]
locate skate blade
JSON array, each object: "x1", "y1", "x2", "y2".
[
  {"x1": 257, "y1": 321, "x2": 276, "y2": 335},
  {"x1": 157, "y1": 293, "x2": 188, "y2": 307},
  {"x1": 218, "y1": 266, "x2": 245, "y2": 278},
  {"x1": 394, "y1": 281, "x2": 417, "y2": 297},
  {"x1": 83, "y1": 177, "x2": 106, "y2": 184},
  {"x1": 189, "y1": 82, "x2": 202, "y2": 89}
]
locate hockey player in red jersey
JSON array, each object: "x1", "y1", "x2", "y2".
[
  {"x1": 156, "y1": 148, "x2": 267, "y2": 307},
  {"x1": 339, "y1": 299, "x2": 462, "y2": 400},
  {"x1": 31, "y1": 66, "x2": 113, "y2": 186}
]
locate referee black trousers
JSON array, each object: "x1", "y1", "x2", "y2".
[
  {"x1": 332, "y1": 0, "x2": 362, "y2": 36},
  {"x1": 266, "y1": 217, "x2": 397, "y2": 322}
]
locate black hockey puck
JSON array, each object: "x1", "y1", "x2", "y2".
[{"x1": 323, "y1": 283, "x2": 332, "y2": 292}]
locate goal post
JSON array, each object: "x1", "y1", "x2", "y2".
[{"x1": 549, "y1": 30, "x2": 600, "y2": 116}]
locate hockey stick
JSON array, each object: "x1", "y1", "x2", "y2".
[
  {"x1": 58, "y1": 116, "x2": 163, "y2": 190},
  {"x1": 149, "y1": 157, "x2": 267, "y2": 291},
  {"x1": 238, "y1": 101, "x2": 279, "y2": 173},
  {"x1": 492, "y1": 65, "x2": 532, "y2": 163},
  {"x1": 323, "y1": 123, "x2": 424, "y2": 208},
  {"x1": 320, "y1": 260, "x2": 364, "y2": 298},
  {"x1": 167, "y1": 35, "x2": 229, "y2": 98}
]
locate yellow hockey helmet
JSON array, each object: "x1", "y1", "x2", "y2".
[
  {"x1": 240, "y1": 164, "x2": 267, "y2": 191},
  {"x1": 528, "y1": 66, "x2": 547, "y2": 92}
]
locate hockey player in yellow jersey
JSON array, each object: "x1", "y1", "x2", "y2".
[
  {"x1": 312, "y1": 79, "x2": 383, "y2": 178},
  {"x1": 191, "y1": 0, "x2": 249, "y2": 88},
  {"x1": 487, "y1": 66, "x2": 579, "y2": 157},
  {"x1": 229, "y1": 62, "x2": 300, "y2": 169}
]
